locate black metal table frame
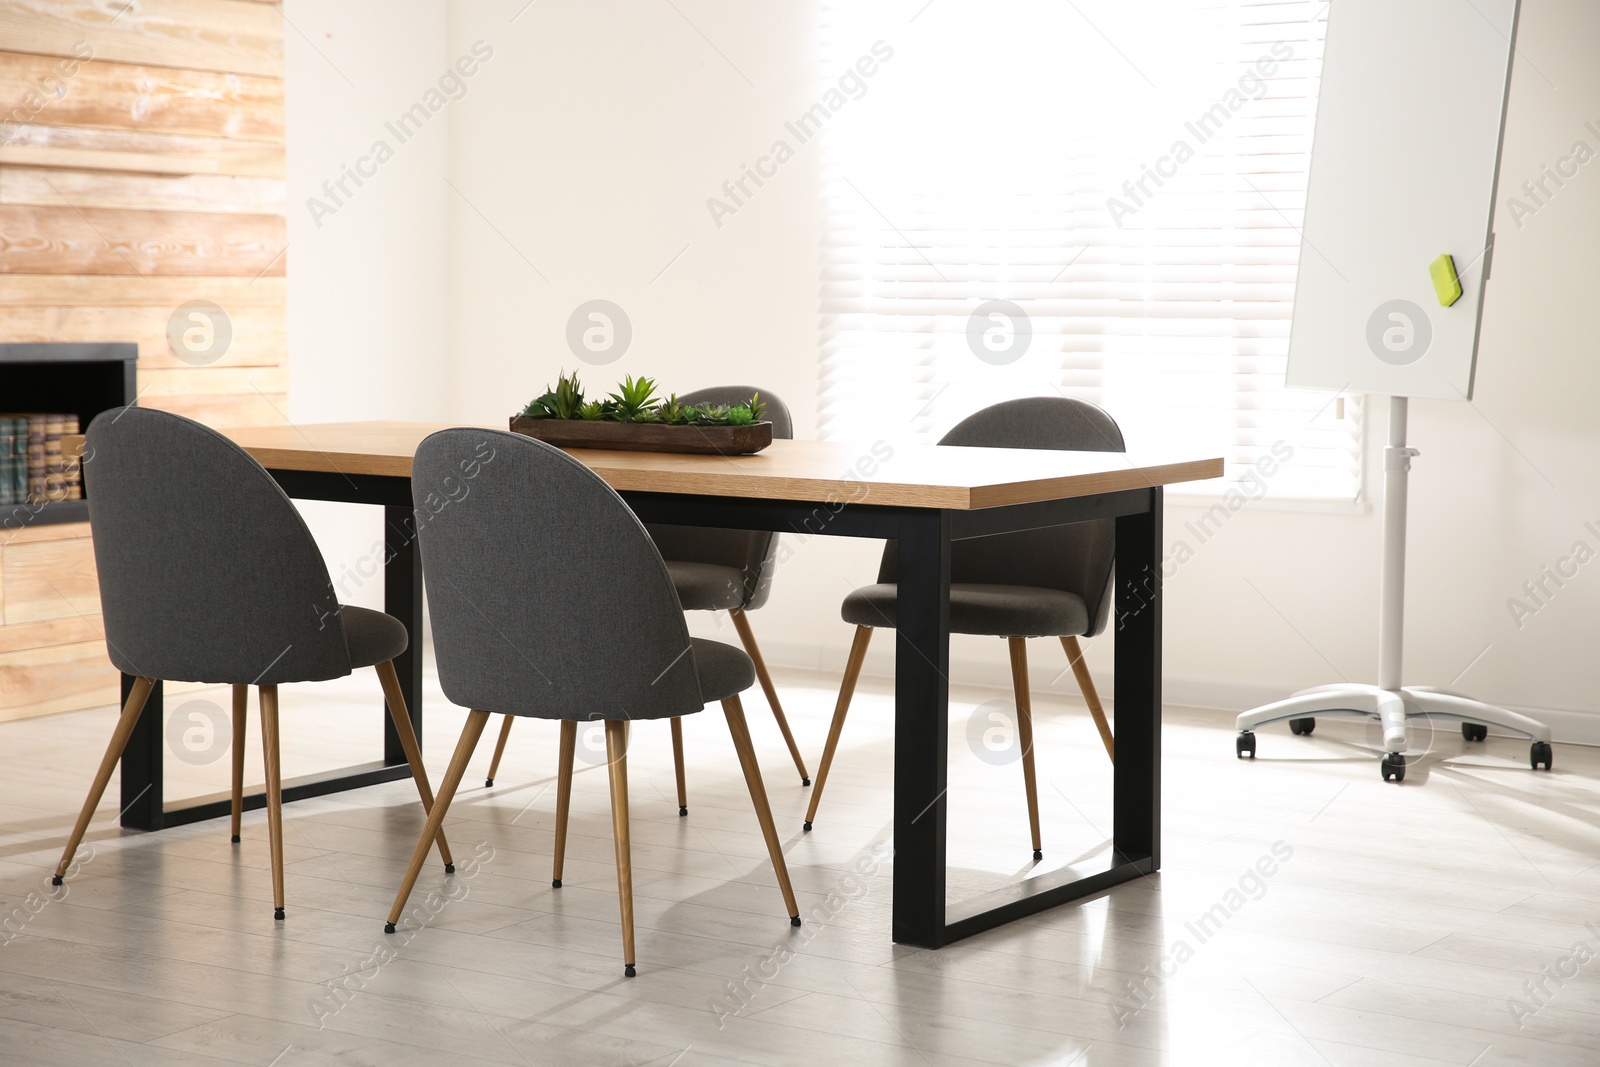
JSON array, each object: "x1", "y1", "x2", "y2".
[{"x1": 119, "y1": 467, "x2": 1162, "y2": 950}]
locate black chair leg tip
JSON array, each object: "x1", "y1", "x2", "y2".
[
  {"x1": 444, "y1": 862, "x2": 455, "y2": 874},
  {"x1": 802, "y1": 777, "x2": 811, "y2": 786},
  {"x1": 50, "y1": 875, "x2": 62, "y2": 887},
  {"x1": 624, "y1": 964, "x2": 636, "y2": 978},
  {"x1": 1033, "y1": 850, "x2": 1043, "y2": 862},
  {"x1": 485, "y1": 778, "x2": 494, "y2": 788},
  {"x1": 790, "y1": 915, "x2": 802, "y2": 927},
  {"x1": 273, "y1": 908, "x2": 285, "y2": 921},
  {"x1": 679, "y1": 806, "x2": 688, "y2": 817},
  {"x1": 384, "y1": 922, "x2": 396, "y2": 934},
  {"x1": 802, "y1": 821, "x2": 812, "y2": 832},
  {"x1": 551, "y1": 879, "x2": 562, "y2": 889},
  {"x1": 230, "y1": 835, "x2": 240, "y2": 844}
]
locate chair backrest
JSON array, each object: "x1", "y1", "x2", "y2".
[
  {"x1": 413, "y1": 428, "x2": 704, "y2": 721},
  {"x1": 877, "y1": 396, "x2": 1126, "y2": 637},
  {"x1": 84, "y1": 406, "x2": 351, "y2": 685},
  {"x1": 644, "y1": 385, "x2": 793, "y2": 611}
]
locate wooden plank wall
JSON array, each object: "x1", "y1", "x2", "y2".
[{"x1": 0, "y1": 0, "x2": 286, "y2": 721}]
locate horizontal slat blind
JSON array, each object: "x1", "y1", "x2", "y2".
[{"x1": 817, "y1": 0, "x2": 1361, "y2": 500}]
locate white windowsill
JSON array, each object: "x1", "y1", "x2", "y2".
[{"x1": 1163, "y1": 491, "x2": 1373, "y2": 516}]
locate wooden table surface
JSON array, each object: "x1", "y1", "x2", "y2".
[
  {"x1": 68, "y1": 421, "x2": 1223, "y2": 510},
  {"x1": 210, "y1": 421, "x2": 1222, "y2": 510}
]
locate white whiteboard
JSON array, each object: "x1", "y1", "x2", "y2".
[{"x1": 1286, "y1": 0, "x2": 1520, "y2": 400}]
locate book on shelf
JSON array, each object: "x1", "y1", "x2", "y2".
[
  {"x1": 63, "y1": 416, "x2": 81, "y2": 500},
  {"x1": 0, "y1": 417, "x2": 22, "y2": 506},
  {"x1": 26, "y1": 416, "x2": 45, "y2": 503},
  {"x1": 0, "y1": 413, "x2": 81, "y2": 506}
]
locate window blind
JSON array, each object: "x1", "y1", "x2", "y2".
[{"x1": 816, "y1": 0, "x2": 1362, "y2": 501}]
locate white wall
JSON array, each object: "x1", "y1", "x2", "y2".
[
  {"x1": 289, "y1": 0, "x2": 1600, "y2": 738},
  {"x1": 441, "y1": 0, "x2": 883, "y2": 673},
  {"x1": 283, "y1": 0, "x2": 454, "y2": 609}
]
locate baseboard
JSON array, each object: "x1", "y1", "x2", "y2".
[{"x1": 747, "y1": 635, "x2": 1600, "y2": 748}]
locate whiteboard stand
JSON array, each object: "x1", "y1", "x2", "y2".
[
  {"x1": 1234, "y1": 0, "x2": 1552, "y2": 781},
  {"x1": 1234, "y1": 397, "x2": 1553, "y2": 780}
]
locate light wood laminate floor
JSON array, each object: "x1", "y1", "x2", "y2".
[{"x1": 1, "y1": 649, "x2": 1598, "y2": 1066}]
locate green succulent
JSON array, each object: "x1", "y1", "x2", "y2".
[
  {"x1": 657, "y1": 394, "x2": 690, "y2": 425},
  {"x1": 608, "y1": 375, "x2": 660, "y2": 422},
  {"x1": 519, "y1": 374, "x2": 770, "y2": 431},
  {"x1": 526, "y1": 370, "x2": 585, "y2": 419},
  {"x1": 688, "y1": 403, "x2": 731, "y2": 426}
]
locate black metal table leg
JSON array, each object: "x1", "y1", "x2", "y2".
[
  {"x1": 119, "y1": 674, "x2": 164, "y2": 830},
  {"x1": 1114, "y1": 486, "x2": 1162, "y2": 868},
  {"x1": 891, "y1": 509, "x2": 952, "y2": 948},
  {"x1": 383, "y1": 504, "x2": 424, "y2": 761},
  {"x1": 896, "y1": 487, "x2": 1164, "y2": 946}
]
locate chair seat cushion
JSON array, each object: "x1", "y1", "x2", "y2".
[
  {"x1": 691, "y1": 637, "x2": 755, "y2": 702},
  {"x1": 841, "y1": 583, "x2": 1090, "y2": 638},
  {"x1": 666, "y1": 561, "x2": 746, "y2": 611},
  {"x1": 341, "y1": 605, "x2": 409, "y2": 668}
]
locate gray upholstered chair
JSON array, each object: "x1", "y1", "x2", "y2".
[
  {"x1": 805, "y1": 397, "x2": 1122, "y2": 859},
  {"x1": 384, "y1": 428, "x2": 800, "y2": 977},
  {"x1": 481, "y1": 386, "x2": 810, "y2": 811},
  {"x1": 52, "y1": 406, "x2": 452, "y2": 919}
]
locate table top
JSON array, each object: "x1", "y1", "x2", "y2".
[{"x1": 212, "y1": 421, "x2": 1222, "y2": 510}]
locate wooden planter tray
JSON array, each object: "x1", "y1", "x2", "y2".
[{"x1": 509, "y1": 416, "x2": 773, "y2": 455}]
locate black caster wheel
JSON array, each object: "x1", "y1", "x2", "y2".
[
  {"x1": 802, "y1": 777, "x2": 811, "y2": 786},
  {"x1": 624, "y1": 963, "x2": 637, "y2": 978},
  {"x1": 273, "y1": 907, "x2": 286, "y2": 921},
  {"x1": 790, "y1": 916, "x2": 802, "y2": 928},
  {"x1": 444, "y1": 863, "x2": 455, "y2": 874},
  {"x1": 1288, "y1": 718, "x2": 1315, "y2": 736},
  {"x1": 1235, "y1": 731, "x2": 1256, "y2": 759},
  {"x1": 679, "y1": 806, "x2": 688, "y2": 817},
  {"x1": 1033, "y1": 849, "x2": 1043, "y2": 862},
  {"x1": 384, "y1": 922, "x2": 396, "y2": 934},
  {"x1": 485, "y1": 778, "x2": 494, "y2": 788},
  {"x1": 803, "y1": 821, "x2": 813, "y2": 832},
  {"x1": 551, "y1": 879, "x2": 562, "y2": 889},
  {"x1": 231, "y1": 835, "x2": 241, "y2": 844},
  {"x1": 1531, "y1": 742, "x2": 1553, "y2": 770},
  {"x1": 1462, "y1": 723, "x2": 1488, "y2": 742},
  {"x1": 1381, "y1": 753, "x2": 1406, "y2": 782},
  {"x1": 50, "y1": 875, "x2": 62, "y2": 887}
]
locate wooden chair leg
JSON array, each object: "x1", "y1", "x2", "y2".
[
  {"x1": 1060, "y1": 635, "x2": 1114, "y2": 762},
  {"x1": 375, "y1": 660, "x2": 455, "y2": 872},
  {"x1": 603, "y1": 719, "x2": 637, "y2": 977},
  {"x1": 53, "y1": 677, "x2": 156, "y2": 885},
  {"x1": 485, "y1": 713, "x2": 515, "y2": 787},
  {"x1": 230, "y1": 684, "x2": 247, "y2": 843},
  {"x1": 804, "y1": 625, "x2": 873, "y2": 831},
  {"x1": 385, "y1": 710, "x2": 490, "y2": 933},
  {"x1": 259, "y1": 684, "x2": 287, "y2": 919},
  {"x1": 1007, "y1": 637, "x2": 1043, "y2": 860},
  {"x1": 723, "y1": 694, "x2": 801, "y2": 924},
  {"x1": 729, "y1": 609, "x2": 810, "y2": 785},
  {"x1": 670, "y1": 717, "x2": 688, "y2": 816},
  {"x1": 551, "y1": 720, "x2": 575, "y2": 888}
]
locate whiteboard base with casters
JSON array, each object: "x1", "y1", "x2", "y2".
[
  {"x1": 1235, "y1": 684, "x2": 1554, "y2": 781},
  {"x1": 1233, "y1": 397, "x2": 1554, "y2": 781}
]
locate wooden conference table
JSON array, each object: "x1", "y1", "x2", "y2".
[{"x1": 113, "y1": 421, "x2": 1221, "y2": 948}]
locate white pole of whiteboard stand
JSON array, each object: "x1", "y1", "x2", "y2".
[
  {"x1": 1234, "y1": 395, "x2": 1553, "y2": 779},
  {"x1": 1378, "y1": 397, "x2": 1415, "y2": 698}
]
